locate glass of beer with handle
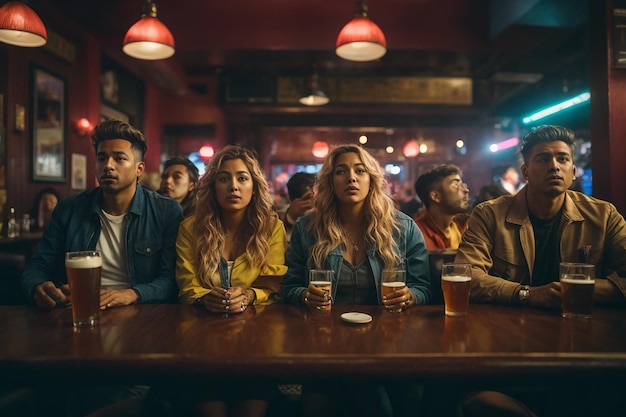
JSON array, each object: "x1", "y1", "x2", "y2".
[
  {"x1": 442, "y1": 263, "x2": 472, "y2": 317},
  {"x1": 66, "y1": 251, "x2": 102, "y2": 327},
  {"x1": 308, "y1": 269, "x2": 333, "y2": 311},
  {"x1": 381, "y1": 269, "x2": 407, "y2": 312},
  {"x1": 560, "y1": 262, "x2": 595, "y2": 319}
]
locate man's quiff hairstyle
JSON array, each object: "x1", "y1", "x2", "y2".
[
  {"x1": 414, "y1": 164, "x2": 462, "y2": 209},
  {"x1": 91, "y1": 119, "x2": 148, "y2": 161},
  {"x1": 519, "y1": 125, "x2": 575, "y2": 164}
]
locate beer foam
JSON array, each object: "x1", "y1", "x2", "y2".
[
  {"x1": 66, "y1": 256, "x2": 102, "y2": 269},
  {"x1": 382, "y1": 281, "x2": 406, "y2": 288},
  {"x1": 310, "y1": 281, "x2": 331, "y2": 286},
  {"x1": 442, "y1": 275, "x2": 471, "y2": 282},
  {"x1": 561, "y1": 277, "x2": 595, "y2": 285}
]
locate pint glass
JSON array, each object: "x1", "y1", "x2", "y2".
[
  {"x1": 308, "y1": 269, "x2": 333, "y2": 311},
  {"x1": 66, "y1": 251, "x2": 102, "y2": 327},
  {"x1": 381, "y1": 269, "x2": 407, "y2": 312},
  {"x1": 560, "y1": 262, "x2": 595, "y2": 319},
  {"x1": 441, "y1": 263, "x2": 472, "y2": 317}
]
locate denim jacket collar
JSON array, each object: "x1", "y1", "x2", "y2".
[{"x1": 88, "y1": 185, "x2": 143, "y2": 217}]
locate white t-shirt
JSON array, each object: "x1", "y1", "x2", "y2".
[{"x1": 97, "y1": 210, "x2": 131, "y2": 289}]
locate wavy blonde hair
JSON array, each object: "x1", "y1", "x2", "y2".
[
  {"x1": 309, "y1": 144, "x2": 401, "y2": 270},
  {"x1": 193, "y1": 145, "x2": 277, "y2": 287}
]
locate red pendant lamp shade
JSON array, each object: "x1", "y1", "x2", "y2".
[
  {"x1": 312, "y1": 141, "x2": 330, "y2": 159},
  {"x1": 336, "y1": 1, "x2": 386, "y2": 62},
  {"x1": 123, "y1": 1, "x2": 175, "y2": 60},
  {"x1": 0, "y1": 1, "x2": 47, "y2": 47},
  {"x1": 402, "y1": 140, "x2": 420, "y2": 158}
]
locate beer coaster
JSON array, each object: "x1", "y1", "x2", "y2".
[{"x1": 340, "y1": 312, "x2": 372, "y2": 324}]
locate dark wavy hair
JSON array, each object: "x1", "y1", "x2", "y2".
[
  {"x1": 91, "y1": 119, "x2": 147, "y2": 161},
  {"x1": 414, "y1": 164, "x2": 462, "y2": 209},
  {"x1": 519, "y1": 125, "x2": 576, "y2": 164},
  {"x1": 286, "y1": 172, "x2": 316, "y2": 201},
  {"x1": 161, "y1": 156, "x2": 200, "y2": 216}
]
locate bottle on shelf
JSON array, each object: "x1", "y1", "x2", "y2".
[
  {"x1": 21, "y1": 214, "x2": 31, "y2": 234},
  {"x1": 7, "y1": 207, "x2": 19, "y2": 238}
]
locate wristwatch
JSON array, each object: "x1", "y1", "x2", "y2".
[{"x1": 518, "y1": 285, "x2": 530, "y2": 305}]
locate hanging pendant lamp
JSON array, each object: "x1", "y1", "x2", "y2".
[
  {"x1": 0, "y1": 1, "x2": 47, "y2": 47},
  {"x1": 123, "y1": 1, "x2": 175, "y2": 60},
  {"x1": 299, "y1": 73, "x2": 329, "y2": 106},
  {"x1": 335, "y1": 0, "x2": 386, "y2": 62}
]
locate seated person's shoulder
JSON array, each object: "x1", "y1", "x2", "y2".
[
  {"x1": 395, "y1": 210, "x2": 414, "y2": 222},
  {"x1": 179, "y1": 215, "x2": 195, "y2": 230},
  {"x1": 454, "y1": 212, "x2": 471, "y2": 228},
  {"x1": 567, "y1": 191, "x2": 620, "y2": 216},
  {"x1": 568, "y1": 190, "x2": 608, "y2": 205},
  {"x1": 142, "y1": 187, "x2": 184, "y2": 217},
  {"x1": 145, "y1": 187, "x2": 181, "y2": 205},
  {"x1": 56, "y1": 189, "x2": 97, "y2": 211}
]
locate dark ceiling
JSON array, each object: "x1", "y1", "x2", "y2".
[
  {"x1": 53, "y1": 0, "x2": 587, "y2": 117},
  {"x1": 43, "y1": 0, "x2": 589, "y2": 128}
]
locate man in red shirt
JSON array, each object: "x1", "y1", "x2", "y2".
[{"x1": 413, "y1": 164, "x2": 470, "y2": 250}]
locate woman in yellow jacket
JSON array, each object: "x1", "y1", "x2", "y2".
[{"x1": 175, "y1": 144, "x2": 287, "y2": 417}]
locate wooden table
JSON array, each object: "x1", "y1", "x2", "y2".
[
  {"x1": 0, "y1": 232, "x2": 43, "y2": 305},
  {"x1": 0, "y1": 231, "x2": 43, "y2": 255},
  {"x1": 1, "y1": 304, "x2": 625, "y2": 386}
]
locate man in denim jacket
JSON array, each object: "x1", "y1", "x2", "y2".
[{"x1": 22, "y1": 120, "x2": 183, "y2": 309}]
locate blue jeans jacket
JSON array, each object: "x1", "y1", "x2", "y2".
[
  {"x1": 22, "y1": 186, "x2": 184, "y2": 303},
  {"x1": 282, "y1": 211, "x2": 432, "y2": 305}
]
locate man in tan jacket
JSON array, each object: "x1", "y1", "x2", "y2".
[
  {"x1": 457, "y1": 125, "x2": 626, "y2": 308},
  {"x1": 452, "y1": 125, "x2": 626, "y2": 417}
]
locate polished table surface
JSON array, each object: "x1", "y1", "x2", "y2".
[
  {"x1": 0, "y1": 231, "x2": 43, "y2": 260},
  {"x1": 1, "y1": 303, "x2": 625, "y2": 384},
  {"x1": 0, "y1": 231, "x2": 43, "y2": 247}
]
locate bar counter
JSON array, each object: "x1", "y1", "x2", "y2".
[{"x1": 1, "y1": 303, "x2": 625, "y2": 385}]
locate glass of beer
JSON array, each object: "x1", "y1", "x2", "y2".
[
  {"x1": 441, "y1": 263, "x2": 472, "y2": 317},
  {"x1": 381, "y1": 269, "x2": 407, "y2": 312},
  {"x1": 66, "y1": 251, "x2": 102, "y2": 327},
  {"x1": 560, "y1": 262, "x2": 595, "y2": 319},
  {"x1": 308, "y1": 269, "x2": 333, "y2": 311}
]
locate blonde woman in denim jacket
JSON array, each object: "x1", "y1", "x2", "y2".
[
  {"x1": 283, "y1": 144, "x2": 431, "y2": 309},
  {"x1": 282, "y1": 144, "x2": 431, "y2": 417}
]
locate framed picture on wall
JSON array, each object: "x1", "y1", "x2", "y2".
[
  {"x1": 30, "y1": 64, "x2": 67, "y2": 182},
  {"x1": 71, "y1": 153, "x2": 87, "y2": 190},
  {"x1": 101, "y1": 104, "x2": 129, "y2": 123}
]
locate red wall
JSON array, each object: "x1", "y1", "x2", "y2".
[{"x1": 0, "y1": 4, "x2": 225, "y2": 218}]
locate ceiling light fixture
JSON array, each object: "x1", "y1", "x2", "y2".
[
  {"x1": 336, "y1": 0, "x2": 386, "y2": 62},
  {"x1": 522, "y1": 91, "x2": 590, "y2": 124},
  {"x1": 0, "y1": 1, "x2": 47, "y2": 47},
  {"x1": 199, "y1": 145, "x2": 215, "y2": 161},
  {"x1": 123, "y1": 1, "x2": 175, "y2": 60},
  {"x1": 402, "y1": 140, "x2": 419, "y2": 158},
  {"x1": 489, "y1": 137, "x2": 519, "y2": 153},
  {"x1": 299, "y1": 73, "x2": 329, "y2": 106},
  {"x1": 312, "y1": 141, "x2": 330, "y2": 158}
]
